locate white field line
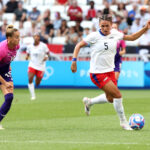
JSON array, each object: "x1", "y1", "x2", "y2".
[{"x1": 0, "y1": 140, "x2": 150, "y2": 145}]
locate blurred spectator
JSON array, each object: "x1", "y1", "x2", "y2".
[
  {"x1": 86, "y1": 1, "x2": 96, "y2": 20},
  {"x1": 92, "y1": 10, "x2": 102, "y2": 31},
  {"x1": 144, "y1": 0, "x2": 150, "y2": 4},
  {"x1": 127, "y1": 4, "x2": 137, "y2": 26},
  {"x1": 67, "y1": 0, "x2": 83, "y2": 21},
  {"x1": 25, "y1": 21, "x2": 39, "y2": 36},
  {"x1": 54, "y1": 0, "x2": 69, "y2": 5},
  {"x1": 116, "y1": 3, "x2": 128, "y2": 18},
  {"x1": 130, "y1": 14, "x2": 142, "y2": 34},
  {"x1": 41, "y1": 9, "x2": 51, "y2": 21},
  {"x1": 139, "y1": 6, "x2": 148, "y2": 27},
  {"x1": 57, "y1": 19, "x2": 69, "y2": 36},
  {"x1": 130, "y1": 0, "x2": 142, "y2": 4},
  {"x1": 138, "y1": 30, "x2": 150, "y2": 46},
  {"x1": 103, "y1": 0, "x2": 117, "y2": 5},
  {"x1": 0, "y1": 0, "x2": 4, "y2": 20},
  {"x1": 13, "y1": 1, "x2": 27, "y2": 22},
  {"x1": 83, "y1": 27, "x2": 90, "y2": 38},
  {"x1": 39, "y1": 25, "x2": 49, "y2": 43},
  {"x1": 4, "y1": 0, "x2": 18, "y2": 13},
  {"x1": 53, "y1": 12, "x2": 62, "y2": 30},
  {"x1": 75, "y1": 21, "x2": 83, "y2": 37},
  {"x1": 28, "y1": 5, "x2": 41, "y2": 22},
  {"x1": 2, "y1": 19, "x2": 8, "y2": 28},
  {"x1": 43, "y1": 17, "x2": 54, "y2": 37},
  {"x1": 66, "y1": 26, "x2": 78, "y2": 44},
  {"x1": 18, "y1": 21, "x2": 26, "y2": 38},
  {"x1": 0, "y1": 25, "x2": 6, "y2": 42},
  {"x1": 103, "y1": 1, "x2": 113, "y2": 15},
  {"x1": 116, "y1": 15, "x2": 129, "y2": 34}
]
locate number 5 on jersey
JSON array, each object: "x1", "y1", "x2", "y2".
[{"x1": 104, "y1": 42, "x2": 108, "y2": 50}]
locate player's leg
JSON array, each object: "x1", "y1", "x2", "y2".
[
  {"x1": 0, "y1": 82, "x2": 14, "y2": 129},
  {"x1": 35, "y1": 77, "x2": 42, "y2": 86},
  {"x1": 83, "y1": 73, "x2": 111, "y2": 115},
  {"x1": 28, "y1": 67, "x2": 36, "y2": 100},
  {"x1": 35, "y1": 70, "x2": 44, "y2": 86},
  {"x1": 102, "y1": 81, "x2": 132, "y2": 130},
  {"x1": 115, "y1": 71, "x2": 120, "y2": 81}
]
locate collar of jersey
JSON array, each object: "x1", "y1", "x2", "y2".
[{"x1": 99, "y1": 29, "x2": 106, "y2": 36}]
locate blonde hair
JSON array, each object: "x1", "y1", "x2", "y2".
[{"x1": 6, "y1": 25, "x2": 18, "y2": 38}]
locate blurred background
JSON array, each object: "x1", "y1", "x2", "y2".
[{"x1": 0, "y1": 0, "x2": 150, "y2": 88}]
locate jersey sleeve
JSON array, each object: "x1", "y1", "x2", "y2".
[
  {"x1": 83, "y1": 32, "x2": 97, "y2": 45},
  {"x1": 112, "y1": 29, "x2": 124, "y2": 41},
  {"x1": 16, "y1": 44, "x2": 20, "y2": 50},
  {"x1": 120, "y1": 40, "x2": 126, "y2": 48},
  {"x1": 45, "y1": 44, "x2": 49, "y2": 53},
  {"x1": 26, "y1": 45, "x2": 31, "y2": 54}
]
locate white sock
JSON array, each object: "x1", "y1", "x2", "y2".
[
  {"x1": 28, "y1": 83, "x2": 35, "y2": 98},
  {"x1": 90, "y1": 93, "x2": 108, "y2": 105},
  {"x1": 113, "y1": 98, "x2": 127, "y2": 122}
]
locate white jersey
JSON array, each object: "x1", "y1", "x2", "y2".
[
  {"x1": 83, "y1": 29, "x2": 124, "y2": 73},
  {"x1": 27, "y1": 42, "x2": 49, "y2": 71}
]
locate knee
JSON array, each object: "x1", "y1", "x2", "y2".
[
  {"x1": 106, "y1": 95, "x2": 113, "y2": 103},
  {"x1": 29, "y1": 79, "x2": 33, "y2": 83},
  {"x1": 114, "y1": 92, "x2": 122, "y2": 98},
  {"x1": 35, "y1": 82, "x2": 40, "y2": 86}
]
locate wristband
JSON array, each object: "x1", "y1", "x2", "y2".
[{"x1": 72, "y1": 58, "x2": 77, "y2": 61}]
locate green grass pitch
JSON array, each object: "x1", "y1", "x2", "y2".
[{"x1": 0, "y1": 89, "x2": 150, "y2": 150}]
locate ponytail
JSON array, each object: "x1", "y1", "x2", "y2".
[{"x1": 6, "y1": 25, "x2": 18, "y2": 38}]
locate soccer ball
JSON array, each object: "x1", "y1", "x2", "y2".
[{"x1": 129, "y1": 114, "x2": 145, "y2": 130}]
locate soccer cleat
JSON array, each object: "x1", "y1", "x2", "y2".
[
  {"x1": 31, "y1": 96, "x2": 36, "y2": 100},
  {"x1": 120, "y1": 121, "x2": 133, "y2": 130},
  {"x1": 0, "y1": 124, "x2": 4, "y2": 130},
  {"x1": 83, "y1": 97, "x2": 91, "y2": 116}
]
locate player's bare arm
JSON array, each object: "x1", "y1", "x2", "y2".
[
  {"x1": 26, "y1": 53, "x2": 30, "y2": 60},
  {"x1": 119, "y1": 48, "x2": 126, "y2": 56},
  {"x1": 43, "y1": 52, "x2": 50, "y2": 62},
  {"x1": 123, "y1": 20, "x2": 150, "y2": 41},
  {"x1": 71, "y1": 40, "x2": 87, "y2": 73}
]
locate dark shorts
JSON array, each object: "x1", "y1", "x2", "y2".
[
  {"x1": 114, "y1": 62, "x2": 122, "y2": 72},
  {"x1": 0, "y1": 64, "x2": 13, "y2": 85}
]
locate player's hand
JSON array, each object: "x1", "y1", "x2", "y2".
[
  {"x1": 147, "y1": 20, "x2": 150, "y2": 29},
  {"x1": 71, "y1": 61, "x2": 77, "y2": 73},
  {"x1": 43, "y1": 56, "x2": 48, "y2": 61},
  {"x1": 145, "y1": 20, "x2": 150, "y2": 29},
  {"x1": 4, "y1": 82, "x2": 13, "y2": 89}
]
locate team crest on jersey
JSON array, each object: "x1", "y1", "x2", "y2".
[{"x1": 109, "y1": 37, "x2": 114, "y2": 39}]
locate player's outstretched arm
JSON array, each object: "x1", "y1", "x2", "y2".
[
  {"x1": 71, "y1": 40, "x2": 87, "y2": 73},
  {"x1": 26, "y1": 53, "x2": 30, "y2": 60},
  {"x1": 123, "y1": 20, "x2": 150, "y2": 41}
]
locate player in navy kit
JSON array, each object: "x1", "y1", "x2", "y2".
[
  {"x1": 0, "y1": 25, "x2": 20, "y2": 129},
  {"x1": 112, "y1": 22, "x2": 126, "y2": 81}
]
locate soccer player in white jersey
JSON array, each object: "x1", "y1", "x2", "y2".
[
  {"x1": 71, "y1": 14, "x2": 150, "y2": 130},
  {"x1": 26, "y1": 33, "x2": 50, "y2": 100}
]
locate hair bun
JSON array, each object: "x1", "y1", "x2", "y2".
[{"x1": 6, "y1": 25, "x2": 14, "y2": 30}]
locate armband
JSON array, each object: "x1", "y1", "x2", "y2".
[{"x1": 72, "y1": 58, "x2": 77, "y2": 61}]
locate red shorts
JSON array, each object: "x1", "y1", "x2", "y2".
[
  {"x1": 28, "y1": 67, "x2": 44, "y2": 79},
  {"x1": 90, "y1": 71, "x2": 117, "y2": 89}
]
